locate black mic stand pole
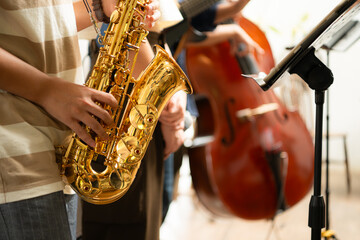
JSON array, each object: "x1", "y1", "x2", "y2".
[
  {"x1": 325, "y1": 49, "x2": 330, "y2": 234},
  {"x1": 287, "y1": 46, "x2": 334, "y2": 240},
  {"x1": 323, "y1": 48, "x2": 337, "y2": 240}
]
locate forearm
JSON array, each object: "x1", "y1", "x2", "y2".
[
  {"x1": 0, "y1": 47, "x2": 118, "y2": 147},
  {"x1": 186, "y1": 25, "x2": 235, "y2": 47},
  {"x1": 132, "y1": 40, "x2": 155, "y2": 79},
  {"x1": 0, "y1": 47, "x2": 53, "y2": 106},
  {"x1": 73, "y1": 0, "x2": 93, "y2": 31}
]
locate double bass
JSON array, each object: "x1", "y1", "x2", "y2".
[{"x1": 186, "y1": 15, "x2": 314, "y2": 220}]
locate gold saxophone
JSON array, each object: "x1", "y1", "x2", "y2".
[{"x1": 58, "y1": 0, "x2": 192, "y2": 204}]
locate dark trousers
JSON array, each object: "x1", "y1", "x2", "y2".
[
  {"x1": 0, "y1": 191, "x2": 74, "y2": 240},
  {"x1": 82, "y1": 126, "x2": 165, "y2": 240}
]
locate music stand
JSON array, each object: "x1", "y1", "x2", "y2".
[
  {"x1": 321, "y1": 19, "x2": 360, "y2": 240},
  {"x1": 243, "y1": 0, "x2": 360, "y2": 239}
]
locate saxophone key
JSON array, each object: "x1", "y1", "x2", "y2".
[{"x1": 116, "y1": 135, "x2": 142, "y2": 164}]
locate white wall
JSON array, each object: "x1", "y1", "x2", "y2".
[{"x1": 243, "y1": 0, "x2": 360, "y2": 167}]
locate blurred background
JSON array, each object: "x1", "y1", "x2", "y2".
[
  {"x1": 77, "y1": 0, "x2": 360, "y2": 239},
  {"x1": 158, "y1": 1, "x2": 360, "y2": 239}
]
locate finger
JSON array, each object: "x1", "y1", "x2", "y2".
[
  {"x1": 79, "y1": 114, "x2": 109, "y2": 141},
  {"x1": 146, "y1": 0, "x2": 159, "y2": 14},
  {"x1": 159, "y1": 120, "x2": 183, "y2": 130},
  {"x1": 75, "y1": 91, "x2": 115, "y2": 127},
  {"x1": 145, "y1": 3, "x2": 154, "y2": 15},
  {"x1": 161, "y1": 116, "x2": 185, "y2": 126},
  {"x1": 159, "y1": 114, "x2": 184, "y2": 126},
  {"x1": 92, "y1": 90, "x2": 118, "y2": 109},
  {"x1": 160, "y1": 118, "x2": 184, "y2": 130},
  {"x1": 236, "y1": 47, "x2": 249, "y2": 57},
  {"x1": 165, "y1": 121, "x2": 184, "y2": 131},
  {"x1": 166, "y1": 98, "x2": 175, "y2": 110},
  {"x1": 146, "y1": 10, "x2": 161, "y2": 28},
  {"x1": 160, "y1": 108, "x2": 184, "y2": 119},
  {"x1": 160, "y1": 112, "x2": 184, "y2": 123},
  {"x1": 71, "y1": 121, "x2": 96, "y2": 148},
  {"x1": 256, "y1": 46, "x2": 265, "y2": 55},
  {"x1": 230, "y1": 41, "x2": 240, "y2": 56},
  {"x1": 151, "y1": 9, "x2": 161, "y2": 22},
  {"x1": 86, "y1": 102, "x2": 114, "y2": 127}
]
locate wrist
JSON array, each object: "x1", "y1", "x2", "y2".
[{"x1": 32, "y1": 76, "x2": 61, "y2": 109}]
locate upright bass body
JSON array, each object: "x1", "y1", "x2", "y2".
[
  {"x1": 58, "y1": 0, "x2": 192, "y2": 205},
  {"x1": 186, "y1": 16, "x2": 314, "y2": 219}
]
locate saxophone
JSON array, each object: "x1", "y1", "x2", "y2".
[{"x1": 58, "y1": 0, "x2": 192, "y2": 204}]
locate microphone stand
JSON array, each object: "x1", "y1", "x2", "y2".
[
  {"x1": 287, "y1": 47, "x2": 334, "y2": 240},
  {"x1": 321, "y1": 48, "x2": 338, "y2": 240}
]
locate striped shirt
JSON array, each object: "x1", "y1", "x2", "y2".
[{"x1": 0, "y1": 0, "x2": 83, "y2": 203}]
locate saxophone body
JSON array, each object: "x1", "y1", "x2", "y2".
[{"x1": 59, "y1": 0, "x2": 192, "y2": 204}]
